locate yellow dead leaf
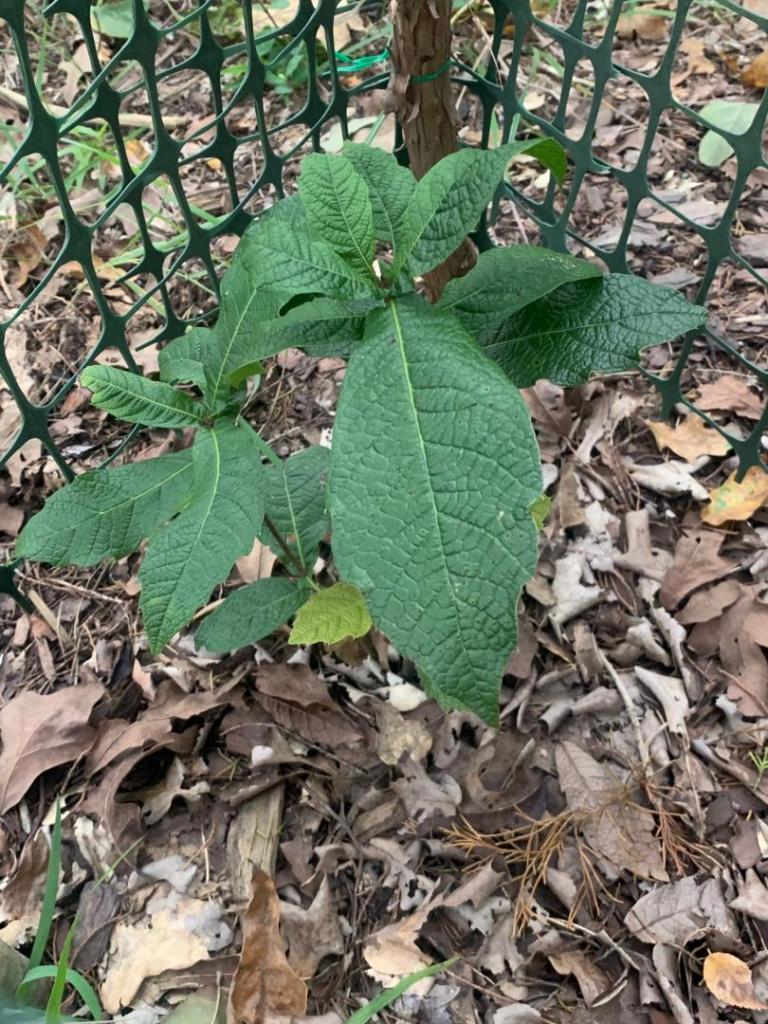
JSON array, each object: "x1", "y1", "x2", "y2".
[
  {"x1": 703, "y1": 952, "x2": 768, "y2": 1010},
  {"x1": 123, "y1": 138, "x2": 149, "y2": 166},
  {"x1": 743, "y1": 50, "x2": 768, "y2": 88},
  {"x1": 647, "y1": 415, "x2": 731, "y2": 461},
  {"x1": 702, "y1": 466, "x2": 768, "y2": 526}
]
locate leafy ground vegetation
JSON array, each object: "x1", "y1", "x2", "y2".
[{"x1": 1, "y1": 1, "x2": 768, "y2": 1023}]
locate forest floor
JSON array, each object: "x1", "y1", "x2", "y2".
[{"x1": 1, "y1": 1, "x2": 768, "y2": 1022}]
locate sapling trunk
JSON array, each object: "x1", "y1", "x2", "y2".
[{"x1": 388, "y1": 0, "x2": 476, "y2": 300}]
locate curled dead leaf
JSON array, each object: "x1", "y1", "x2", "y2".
[
  {"x1": 228, "y1": 868, "x2": 307, "y2": 1024},
  {"x1": 702, "y1": 951, "x2": 768, "y2": 1010},
  {"x1": 742, "y1": 50, "x2": 768, "y2": 88}
]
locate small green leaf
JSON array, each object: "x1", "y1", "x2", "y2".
[
  {"x1": 139, "y1": 421, "x2": 265, "y2": 653},
  {"x1": 530, "y1": 494, "x2": 551, "y2": 529},
  {"x1": 299, "y1": 153, "x2": 376, "y2": 280},
  {"x1": 481, "y1": 275, "x2": 708, "y2": 387},
  {"x1": 330, "y1": 296, "x2": 541, "y2": 724},
  {"x1": 260, "y1": 446, "x2": 330, "y2": 569},
  {"x1": 227, "y1": 298, "x2": 368, "y2": 373},
  {"x1": 90, "y1": 0, "x2": 137, "y2": 38},
  {"x1": 196, "y1": 577, "x2": 309, "y2": 653},
  {"x1": 238, "y1": 196, "x2": 378, "y2": 300},
  {"x1": 81, "y1": 365, "x2": 203, "y2": 428},
  {"x1": 16, "y1": 451, "x2": 193, "y2": 566},
  {"x1": 341, "y1": 142, "x2": 416, "y2": 255},
  {"x1": 393, "y1": 138, "x2": 566, "y2": 278},
  {"x1": 207, "y1": 262, "x2": 290, "y2": 407},
  {"x1": 289, "y1": 582, "x2": 372, "y2": 645},
  {"x1": 698, "y1": 100, "x2": 759, "y2": 167},
  {"x1": 437, "y1": 246, "x2": 600, "y2": 332},
  {"x1": 393, "y1": 144, "x2": 515, "y2": 278},
  {"x1": 510, "y1": 136, "x2": 567, "y2": 187},
  {"x1": 158, "y1": 327, "x2": 209, "y2": 389}
]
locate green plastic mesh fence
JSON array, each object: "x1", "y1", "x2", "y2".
[{"x1": 1, "y1": 0, "x2": 766, "y2": 605}]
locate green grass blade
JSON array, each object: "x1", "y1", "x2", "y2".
[
  {"x1": 28, "y1": 802, "x2": 62, "y2": 973},
  {"x1": 22, "y1": 966, "x2": 103, "y2": 1022},
  {"x1": 44, "y1": 926, "x2": 74, "y2": 1024},
  {"x1": 345, "y1": 957, "x2": 457, "y2": 1024}
]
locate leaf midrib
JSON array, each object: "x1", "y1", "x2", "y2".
[
  {"x1": 329, "y1": 161, "x2": 373, "y2": 280},
  {"x1": 388, "y1": 299, "x2": 468, "y2": 671}
]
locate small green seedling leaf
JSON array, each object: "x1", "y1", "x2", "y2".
[
  {"x1": 481, "y1": 275, "x2": 708, "y2": 388},
  {"x1": 260, "y1": 446, "x2": 330, "y2": 569},
  {"x1": 196, "y1": 577, "x2": 309, "y2": 653},
  {"x1": 530, "y1": 494, "x2": 551, "y2": 529},
  {"x1": 16, "y1": 451, "x2": 192, "y2": 567},
  {"x1": 698, "y1": 100, "x2": 759, "y2": 167},
  {"x1": 345, "y1": 957, "x2": 458, "y2": 1024},
  {"x1": 300, "y1": 153, "x2": 376, "y2": 280},
  {"x1": 80, "y1": 365, "x2": 203, "y2": 428},
  {"x1": 289, "y1": 582, "x2": 372, "y2": 645}
]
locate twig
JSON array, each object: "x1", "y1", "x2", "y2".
[
  {"x1": 0, "y1": 84, "x2": 188, "y2": 129},
  {"x1": 599, "y1": 650, "x2": 650, "y2": 776}
]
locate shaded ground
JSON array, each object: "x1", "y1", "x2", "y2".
[{"x1": 1, "y1": 1, "x2": 768, "y2": 1022}]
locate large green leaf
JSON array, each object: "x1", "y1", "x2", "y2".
[
  {"x1": 139, "y1": 420, "x2": 265, "y2": 652},
  {"x1": 481, "y1": 274, "x2": 708, "y2": 388},
  {"x1": 299, "y1": 153, "x2": 375, "y2": 280},
  {"x1": 237, "y1": 196, "x2": 378, "y2": 300},
  {"x1": 329, "y1": 296, "x2": 542, "y2": 723},
  {"x1": 195, "y1": 576, "x2": 309, "y2": 653},
  {"x1": 393, "y1": 139, "x2": 565, "y2": 278},
  {"x1": 289, "y1": 582, "x2": 372, "y2": 645},
  {"x1": 80, "y1": 365, "x2": 203, "y2": 428},
  {"x1": 437, "y1": 246, "x2": 601, "y2": 332},
  {"x1": 16, "y1": 451, "x2": 192, "y2": 566},
  {"x1": 341, "y1": 142, "x2": 416, "y2": 255},
  {"x1": 260, "y1": 446, "x2": 330, "y2": 569}
]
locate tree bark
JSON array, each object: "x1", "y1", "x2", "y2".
[{"x1": 387, "y1": 0, "x2": 476, "y2": 301}]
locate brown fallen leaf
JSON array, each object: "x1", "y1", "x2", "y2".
[
  {"x1": 616, "y1": 9, "x2": 668, "y2": 39},
  {"x1": 626, "y1": 875, "x2": 738, "y2": 946},
  {"x1": 0, "y1": 683, "x2": 104, "y2": 813},
  {"x1": 647, "y1": 415, "x2": 730, "y2": 461},
  {"x1": 703, "y1": 952, "x2": 768, "y2": 1010},
  {"x1": 548, "y1": 948, "x2": 611, "y2": 1007},
  {"x1": 659, "y1": 528, "x2": 737, "y2": 610},
  {"x1": 743, "y1": 50, "x2": 768, "y2": 88},
  {"x1": 555, "y1": 741, "x2": 667, "y2": 881},
  {"x1": 254, "y1": 663, "x2": 364, "y2": 748},
  {"x1": 701, "y1": 465, "x2": 768, "y2": 525},
  {"x1": 280, "y1": 877, "x2": 344, "y2": 980},
  {"x1": 730, "y1": 868, "x2": 768, "y2": 922},
  {"x1": 686, "y1": 582, "x2": 768, "y2": 715},
  {"x1": 680, "y1": 37, "x2": 715, "y2": 75},
  {"x1": 0, "y1": 830, "x2": 50, "y2": 947},
  {"x1": 229, "y1": 868, "x2": 307, "y2": 1024},
  {"x1": 695, "y1": 375, "x2": 763, "y2": 420},
  {"x1": 87, "y1": 677, "x2": 241, "y2": 774}
]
